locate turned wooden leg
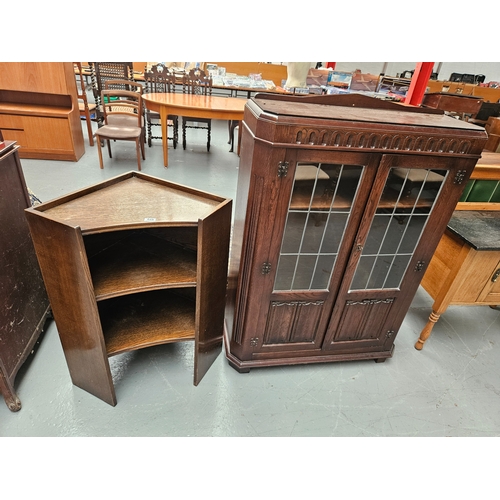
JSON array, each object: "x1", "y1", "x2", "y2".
[{"x1": 415, "y1": 310, "x2": 441, "y2": 350}]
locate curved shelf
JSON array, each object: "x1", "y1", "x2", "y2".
[
  {"x1": 87, "y1": 230, "x2": 197, "y2": 300},
  {"x1": 99, "y1": 289, "x2": 196, "y2": 356}
]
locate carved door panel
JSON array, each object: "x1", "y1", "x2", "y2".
[
  {"x1": 323, "y1": 154, "x2": 460, "y2": 353},
  {"x1": 251, "y1": 150, "x2": 380, "y2": 354}
]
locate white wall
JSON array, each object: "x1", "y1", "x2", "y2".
[{"x1": 329, "y1": 62, "x2": 500, "y2": 83}]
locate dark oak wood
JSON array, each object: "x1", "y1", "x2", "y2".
[
  {"x1": 0, "y1": 142, "x2": 51, "y2": 411},
  {"x1": 25, "y1": 172, "x2": 231, "y2": 406},
  {"x1": 225, "y1": 94, "x2": 488, "y2": 372}
]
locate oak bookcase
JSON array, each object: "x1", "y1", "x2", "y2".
[{"x1": 225, "y1": 93, "x2": 487, "y2": 372}]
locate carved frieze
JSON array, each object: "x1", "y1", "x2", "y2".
[{"x1": 291, "y1": 127, "x2": 473, "y2": 155}]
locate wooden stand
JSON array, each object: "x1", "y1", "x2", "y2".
[
  {"x1": 0, "y1": 141, "x2": 51, "y2": 411},
  {"x1": 25, "y1": 172, "x2": 231, "y2": 406}
]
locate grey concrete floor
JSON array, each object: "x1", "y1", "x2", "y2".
[
  {"x1": 2, "y1": 116, "x2": 498, "y2": 496},
  {"x1": 3, "y1": 118, "x2": 500, "y2": 437}
]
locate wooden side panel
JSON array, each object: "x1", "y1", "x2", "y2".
[
  {"x1": 25, "y1": 211, "x2": 116, "y2": 405},
  {"x1": 0, "y1": 62, "x2": 68, "y2": 94},
  {"x1": 420, "y1": 230, "x2": 466, "y2": 300},
  {"x1": 194, "y1": 200, "x2": 232, "y2": 385},
  {"x1": 0, "y1": 146, "x2": 50, "y2": 378},
  {"x1": 0, "y1": 145, "x2": 50, "y2": 411}
]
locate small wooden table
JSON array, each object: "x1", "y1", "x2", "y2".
[
  {"x1": 415, "y1": 152, "x2": 500, "y2": 350},
  {"x1": 142, "y1": 93, "x2": 247, "y2": 167}
]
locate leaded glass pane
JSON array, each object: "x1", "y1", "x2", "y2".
[
  {"x1": 350, "y1": 167, "x2": 447, "y2": 291},
  {"x1": 274, "y1": 162, "x2": 364, "y2": 292}
]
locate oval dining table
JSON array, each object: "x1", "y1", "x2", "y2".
[{"x1": 142, "y1": 93, "x2": 247, "y2": 167}]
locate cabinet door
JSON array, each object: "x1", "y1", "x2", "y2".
[
  {"x1": 244, "y1": 150, "x2": 380, "y2": 355},
  {"x1": 323, "y1": 154, "x2": 463, "y2": 353},
  {"x1": 478, "y1": 257, "x2": 500, "y2": 304}
]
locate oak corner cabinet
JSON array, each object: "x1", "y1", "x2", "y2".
[
  {"x1": 25, "y1": 172, "x2": 232, "y2": 406},
  {"x1": 224, "y1": 93, "x2": 488, "y2": 372}
]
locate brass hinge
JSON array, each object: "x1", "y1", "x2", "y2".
[
  {"x1": 277, "y1": 161, "x2": 289, "y2": 177},
  {"x1": 261, "y1": 262, "x2": 272, "y2": 275}
]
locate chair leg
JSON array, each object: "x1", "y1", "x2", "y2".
[
  {"x1": 173, "y1": 117, "x2": 178, "y2": 149},
  {"x1": 207, "y1": 122, "x2": 211, "y2": 152},
  {"x1": 85, "y1": 110, "x2": 94, "y2": 147},
  {"x1": 107, "y1": 140, "x2": 112, "y2": 158},
  {"x1": 136, "y1": 138, "x2": 142, "y2": 171},
  {"x1": 147, "y1": 118, "x2": 152, "y2": 147},
  {"x1": 141, "y1": 133, "x2": 146, "y2": 160},
  {"x1": 182, "y1": 118, "x2": 187, "y2": 150},
  {"x1": 96, "y1": 135, "x2": 104, "y2": 169}
]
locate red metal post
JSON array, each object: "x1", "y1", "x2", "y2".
[{"x1": 404, "y1": 62, "x2": 434, "y2": 106}]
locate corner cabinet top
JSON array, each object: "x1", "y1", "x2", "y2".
[
  {"x1": 245, "y1": 93, "x2": 488, "y2": 157},
  {"x1": 26, "y1": 172, "x2": 228, "y2": 234}
]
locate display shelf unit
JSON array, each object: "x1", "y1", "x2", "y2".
[
  {"x1": 0, "y1": 141, "x2": 51, "y2": 412},
  {"x1": 25, "y1": 172, "x2": 232, "y2": 406},
  {"x1": 225, "y1": 93, "x2": 487, "y2": 372}
]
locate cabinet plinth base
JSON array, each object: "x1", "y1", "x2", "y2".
[{"x1": 224, "y1": 330, "x2": 394, "y2": 372}]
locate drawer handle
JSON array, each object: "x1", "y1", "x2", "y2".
[{"x1": 492, "y1": 269, "x2": 500, "y2": 283}]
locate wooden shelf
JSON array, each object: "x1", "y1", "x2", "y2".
[
  {"x1": 290, "y1": 181, "x2": 436, "y2": 211},
  {"x1": 100, "y1": 290, "x2": 196, "y2": 356},
  {"x1": 87, "y1": 230, "x2": 197, "y2": 300}
]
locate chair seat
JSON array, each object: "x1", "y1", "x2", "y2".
[
  {"x1": 95, "y1": 125, "x2": 142, "y2": 140},
  {"x1": 107, "y1": 114, "x2": 144, "y2": 127}
]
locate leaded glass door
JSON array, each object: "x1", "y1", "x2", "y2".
[
  {"x1": 323, "y1": 154, "x2": 453, "y2": 352},
  {"x1": 256, "y1": 151, "x2": 379, "y2": 352}
]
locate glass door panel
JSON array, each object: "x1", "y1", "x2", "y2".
[
  {"x1": 350, "y1": 167, "x2": 448, "y2": 291},
  {"x1": 274, "y1": 162, "x2": 364, "y2": 292}
]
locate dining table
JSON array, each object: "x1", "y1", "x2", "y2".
[{"x1": 142, "y1": 93, "x2": 247, "y2": 167}]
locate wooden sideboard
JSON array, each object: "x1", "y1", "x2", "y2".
[
  {"x1": 207, "y1": 62, "x2": 287, "y2": 86},
  {"x1": 426, "y1": 79, "x2": 500, "y2": 103},
  {"x1": 0, "y1": 141, "x2": 51, "y2": 411},
  {"x1": 0, "y1": 62, "x2": 85, "y2": 161},
  {"x1": 416, "y1": 152, "x2": 500, "y2": 349}
]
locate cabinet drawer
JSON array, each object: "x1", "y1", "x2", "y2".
[
  {"x1": 0, "y1": 113, "x2": 24, "y2": 130},
  {"x1": 478, "y1": 258, "x2": 500, "y2": 303}
]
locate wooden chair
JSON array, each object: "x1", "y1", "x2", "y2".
[
  {"x1": 89, "y1": 62, "x2": 134, "y2": 125},
  {"x1": 143, "y1": 64, "x2": 178, "y2": 148},
  {"x1": 74, "y1": 62, "x2": 97, "y2": 146},
  {"x1": 181, "y1": 68, "x2": 212, "y2": 151},
  {"x1": 94, "y1": 84, "x2": 145, "y2": 171}
]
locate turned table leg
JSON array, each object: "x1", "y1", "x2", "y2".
[{"x1": 415, "y1": 310, "x2": 441, "y2": 350}]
